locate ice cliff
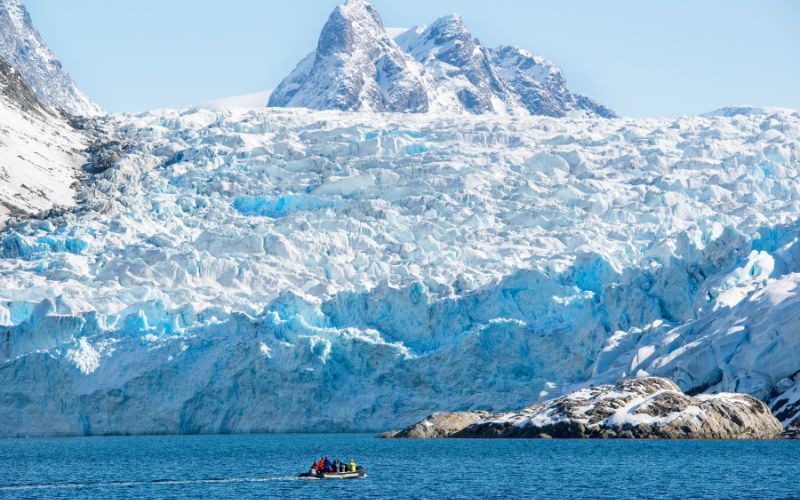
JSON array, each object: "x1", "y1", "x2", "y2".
[
  {"x1": 1, "y1": 104, "x2": 800, "y2": 436},
  {"x1": 269, "y1": 0, "x2": 615, "y2": 117}
]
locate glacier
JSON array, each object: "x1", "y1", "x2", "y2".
[{"x1": 1, "y1": 103, "x2": 800, "y2": 435}]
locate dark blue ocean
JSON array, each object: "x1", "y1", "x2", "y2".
[{"x1": 0, "y1": 434, "x2": 798, "y2": 499}]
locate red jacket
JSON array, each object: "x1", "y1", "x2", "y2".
[{"x1": 312, "y1": 458, "x2": 325, "y2": 470}]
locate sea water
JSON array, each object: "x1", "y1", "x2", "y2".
[{"x1": 0, "y1": 434, "x2": 798, "y2": 499}]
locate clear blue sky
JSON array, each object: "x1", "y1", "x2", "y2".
[{"x1": 24, "y1": 0, "x2": 800, "y2": 116}]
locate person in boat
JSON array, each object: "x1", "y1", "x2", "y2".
[
  {"x1": 348, "y1": 459, "x2": 356, "y2": 472},
  {"x1": 323, "y1": 456, "x2": 333, "y2": 472},
  {"x1": 311, "y1": 457, "x2": 325, "y2": 472}
]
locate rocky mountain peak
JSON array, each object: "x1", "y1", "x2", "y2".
[
  {"x1": 425, "y1": 14, "x2": 469, "y2": 44},
  {"x1": 317, "y1": 0, "x2": 384, "y2": 57},
  {"x1": 0, "y1": 0, "x2": 100, "y2": 116},
  {"x1": 269, "y1": 0, "x2": 430, "y2": 112},
  {"x1": 270, "y1": 0, "x2": 615, "y2": 117},
  {"x1": 397, "y1": 14, "x2": 517, "y2": 114}
]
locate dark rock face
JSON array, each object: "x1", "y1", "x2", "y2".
[
  {"x1": 0, "y1": 56, "x2": 49, "y2": 117},
  {"x1": 384, "y1": 378, "x2": 783, "y2": 439},
  {"x1": 83, "y1": 139, "x2": 127, "y2": 174},
  {"x1": 771, "y1": 390, "x2": 800, "y2": 430}
]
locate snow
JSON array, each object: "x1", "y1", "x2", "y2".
[
  {"x1": 0, "y1": 103, "x2": 799, "y2": 434},
  {"x1": 66, "y1": 336, "x2": 101, "y2": 374},
  {"x1": 0, "y1": 61, "x2": 86, "y2": 223},
  {"x1": 385, "y1": 27, "x2": 409, "y2": 39},
  {"x1": 268, "y1": 0, "x2": 614, "y2": 117},
  {"x1": 268, "y1": 0, "x2": 432, "y2": 113},
  {"x1": 0, "y1": 0, "x2": 101, "y2": 116},
  {"x1": 198, "y1": 89, "x2": 273, "y2": 110},
  {"x1": 515, "y1": 386, "x2": 701, "y2": 429}
]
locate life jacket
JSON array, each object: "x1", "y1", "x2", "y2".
[
  {"x1": 313, "y1": 458, "x2": 324, "y2": 470},
  {"x1": 348, "y1": 459, "x2": 356, "y2": 472}
]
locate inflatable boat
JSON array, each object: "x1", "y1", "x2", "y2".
[{"x1": 298, "y1": 466, "x2": 366, "y2": 479}]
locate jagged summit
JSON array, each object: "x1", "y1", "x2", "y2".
[
  {"x1": 316, "y1": 0, "x2": 383, "y2": 57},
  {"x1": 422, "y1": 14, "x2": 468, "y2": 43},
  {"x1": 268, "y1": 0, "x2": 429, "y2": 112},
  {"x1": 396, "y1": 14, "x2": 518, "y2": 114},
  {"x1": 269, "y1": 1, "x2": 616, "y2": 117},
  {"x1": 0, "y1": 0, "x2": 101, "y2": 116}
]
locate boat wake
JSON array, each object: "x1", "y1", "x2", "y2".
[{"x1": 0, "y1": 476, "x2": 301, "y2": 492}]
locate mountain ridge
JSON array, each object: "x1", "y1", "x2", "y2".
[
  {"x1": 269, "y1": 0, "x2": 615, "y2": 117},
  {"x1": 0, "y1": 0, "x2": 100, "y2": 116}
]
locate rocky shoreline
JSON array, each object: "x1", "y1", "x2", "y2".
[{"x1": 381, "y1": 378, "x2": 784, "y2": 439}]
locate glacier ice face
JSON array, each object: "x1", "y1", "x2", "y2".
[
  {"x1": 0, "y1": 0, "x2": 101, "y2": 116},
  {"x1": 268, "y1": 1, "x2": 615, "y2": 118},
  {"x1": 1, "y1": 105, "x2": 800, "y2": 435}
]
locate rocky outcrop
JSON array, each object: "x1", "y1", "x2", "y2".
[
  {"x1": 385, "y1": 378, "x2": 783, "y2": 439},
  {"x1": 389, "y1": 411, "x2": 492, "y2": 438}
]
